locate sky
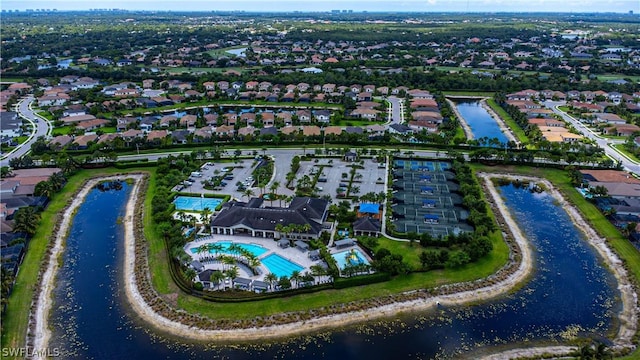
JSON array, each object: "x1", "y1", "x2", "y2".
[{"x1": 1, "y1": 0, "x2": 639, "y2": 13}]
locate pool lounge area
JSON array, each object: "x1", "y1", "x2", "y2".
[{"x1": 184, "y1": 235, "x2": 325, "y2": 289}]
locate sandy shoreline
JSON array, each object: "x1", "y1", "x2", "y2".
[
  {"x1": 31, "y1": 173, "x2": 638, "y2": 358},
  {"x1": 446, "y1": 96, "x2": 518, "y2": 145},
  {"x1": 29, "y1": 176, "x2": 136, "y2": 359}
]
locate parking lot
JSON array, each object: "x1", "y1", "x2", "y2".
[{"x1": 174, "y1": 159, "x2": 260, "y2": 201}]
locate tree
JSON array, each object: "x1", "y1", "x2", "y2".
[
  {"x1": 184, "y1": 268, "x2": 197, "y2": 282},
  {"x1": 277, "y1": 276, "x2": 292, "y2": 290},
  {"x1": 242, "y1": 188, "x2": 254, "y2": 201},
  {"x1": 264, "y1": 273, "x2": 278, "y2": 291},
  {"x1": 34, "y1": 180, "x2": 54, "y2": 198},
  {"x1": 225, "y1": 266, "x2": 239, "y2": 288},
  {"x1": 210, "y1": 271, "x2": 225, "y2": 290},
  {"x1": 200, "y1": 207, "x2": 212, "y2": 224},
  {"x1": 13, "y1": 206, "x2": 41, "y2": 236},
  {"x1": 1, "y1": 166, "x2": 13, "y2": 178},
  {"x1": 290, "y1": 270, "x2": 302, "y2": 288}
]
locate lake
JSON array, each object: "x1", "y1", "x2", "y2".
[
  {"x1": 48, "y1": 181, "x2": 620, "y2": 358},
  {"x1": 455, "y1": 101, "x2": 509, "y2": 145}
]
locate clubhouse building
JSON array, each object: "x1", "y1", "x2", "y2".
[{"x1": 210, "y1": 197, "x2": 330, "y2": 240}]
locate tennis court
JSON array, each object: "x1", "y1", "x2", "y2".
[{"x1": 390, "y1": 159, "x2": 473, "y2": 238}]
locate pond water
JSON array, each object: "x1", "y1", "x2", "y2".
[
  {"x1": 226, "y1": 47, "x2": 247, "y2": 57},
  {"x1": 49, "y1": 182, "x2": 620, "y2": 359},
  {"x1": 455, "y1": 101, "x2": 509, "y2": 145}
]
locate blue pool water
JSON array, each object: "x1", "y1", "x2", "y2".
[
  {"x1": 261, "y1": 253, "x2": 304, "y2": 278},
  {"x1": 455, "y1": 101, "x2": 508, "y2": 145},
  {"x1": 173, "y1": 196, "x2": 222, "y2": 211},
  {"x1": 332, "y1": 249, "x2": 370, "y2": 269},
  {"x1": 190, "y1": 241, "x2": 268, "y2": 257}
]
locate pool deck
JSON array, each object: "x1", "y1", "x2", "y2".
[
  {"x1": 184, "y1": 235, "x2": 371, "y2": 287},
  {"x1": 185, "y1": 235, "x2": 323, "y2": 284}
]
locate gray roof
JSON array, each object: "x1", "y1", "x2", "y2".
[
  {"x1": 353, "y1": 217, "x2": 381, "y2": 232},
  {"x1": 295, "y1": 240, "x2": 309, "y2": 250},
  {"x1": 234, "y1": 277, "x2": 252, "y2": 285},
  {"x1": 212, "y1": 197, "x2": 328, "y2": 234},
  {"x1": 334, "y1": 238, "x2": 356, "y2": 247}
]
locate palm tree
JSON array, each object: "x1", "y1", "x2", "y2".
[
  {"x1": 49, "y1": 171, "x2": 66, "y2": 188},
  {"x1": 290, "y1": 270, "x2": 301, "y2": 288},
  {"x1": 196, "y1": 244, "x2": 209, "y2": 255},
  {"x1": 184, "y1": 268, "x2": 197, "y2": 283},
  {"x1": 270, "y1": 181, "x2": 280, "y2": 206},
  {"x1": 225, "y1": 266, "x2": 239, "y2": 288},
  {"x1": 242, "y1": 188, "x2": 254, "y2": 201},
  {"x1": 34, "y1": 180, "x2": 54, "y2": 198},
  {"x1": 210, "y1": 270, "x2": 225, "y2": 290},
  {"x1": 13, "y1": 207, "x2": 40, "y2": 236},
  {"x1": 207, "y1": 243, "x2": 223, "y2": 257},
  {"x1": 227, "y1": 243, "x2": 243, "y2": 259},
  {"x1": 309, "y1": 264, "x2": 327, "y2": 284},
  {"x1": 264, "y1": 273, "x2": 278, "y2": 291},
  {"x1": 220, "y1": 254, "x2": 236, "y2": 271},
  {"x1": 200, "y1": 207, "x2": 212, "y2": 224}
]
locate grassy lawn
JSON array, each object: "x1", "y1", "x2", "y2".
[
  {"x1": 613, "y1": 144, "x2": 640, "y2": 163},
  {"x1": 52, "y1": 125, "x2": 74, "y2": 135},
  {"x1": 0, "y1": 167, "x2": 147, "y2": 353},
  {"x1": 485, "y1": 98, "x2": 531, "y2": 147},
  {"x1": 100, "y1": 126, "x2": 117, "y2": 133}
]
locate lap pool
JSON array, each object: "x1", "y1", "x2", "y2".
[
  {"x1": 261, "y1": 253, "x2": 304, "y2": 278},
  {"x1": 191, "y1": 241, "x2": 268, "y2": 257},
  {"x1": 332, "y1": 249, "x2": 370, "y2": 269},
  {"x1": 173, "y1": 196, "x2": 222, "y2": 211}
]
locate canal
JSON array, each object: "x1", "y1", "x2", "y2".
[
  {"x1": 455, "y1": 101, "x2": 509, "y2": 145},
  {"x1": 49, "y1": 181, "x2": 620, "y2": 358}
]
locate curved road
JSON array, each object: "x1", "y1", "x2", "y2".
[
  {"x1": 544, "y1": 100, "x2": 640, "y2": 175},
  {"x1": 1, "y1": 96, "x2": 52, "y2": 167}
]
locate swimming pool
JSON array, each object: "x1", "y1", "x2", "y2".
[
  {"x1": 261, "y1": 253, "x2": 304, "y2": 278},
  {"x1": 190, "y1": 241, "x2": 268, "y2": 257},
  {"x1": 173, "y1": 196, "x2": 222, "y2": 211},
  {"x1": 332, "y1": 249, "x2": 370, "y2": 269}
]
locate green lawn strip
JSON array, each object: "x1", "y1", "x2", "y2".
[
  {"x1": 100, "y1": 126, "x2": 117, "y2": 133},
  {"x1": 0, "y1": 167, "x2": 141, "y2": 352},
  {"x1": 613, "y1": 144, "x2": 640, "y2": 163},
  {"x1": 485, "y1": 98, "x2": 530, "y2": 146},
  {"x1": 52, "y1": 125, "x2": 73, "y2": 135},
  {"x1": 143, "y1": 169, "x2": 179, "y2": 295}
]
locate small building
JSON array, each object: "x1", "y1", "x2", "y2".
[
  {"x1": 352, "y1": 217, "x2": 381, "y2": 237},
  {"x1": 344, "y1": 151, "x2": 358, "y2": 162},
  {"x1": 309, "y1": 249, "x2": 322, "y2": 261},
  {"x1": 358, "y1": 203, "x2": 381, "y2": 220},
  {"x1": 233, "y1": 277, "x2": 252, "y2": 290},
  {"x1": 334, "y1": 238, "x2": 356, "y2": 249},
  {"x1": 295, "y1": 240, "x2": 310, "y2": 252}
]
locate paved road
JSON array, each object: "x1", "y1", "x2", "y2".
[
  {"x1": 1, "y1": 96, "x2": 52, "y2": 167},
  {"x1": 385, "y1": 96, "x2": 405, "y2": 126},
  {"x1": 544, "y1": 101, "x2": 640, "y2": 175}
]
